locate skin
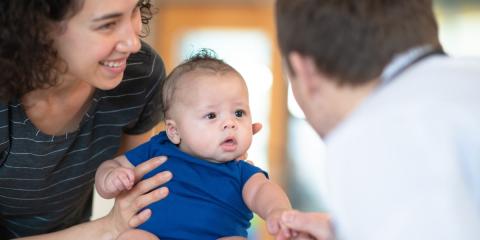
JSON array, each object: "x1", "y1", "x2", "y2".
[
  {"x1": 22, "y1": 0, "x2": 143, "y2": 137},
  {"x1": 54, "y1": 0, "x2": 142, "y2": 91},
  {"x1": 166, "y1": 69, "x2": 292, "y2": 239},
  {"x1": 165, "y1": 69, "x2": 253, "y2": 163},
  {"x1": 287, "y1": 53, "x2": 379, "y2": 138},
  {"x1": 97, "y1": 69, "x2": 290, "y2": 239},
  {"x1": 274, "y1": 53, "x2": 379, "y2": 240},
  {"x1": 96, "y1": 70, "x2": 255, "y2": 198},
  {"x1": 14, "y1": 0, "x2": 169, "y2": 239},
  {"x1": 17, "y1": 156, "x2": 172, "y2": 240},
  {"x1": 117, "y1": 229, "x2": 159, "y2": 240}
]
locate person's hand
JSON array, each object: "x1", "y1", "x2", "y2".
[
  {"x1": 116, "y1": 229, "x2": 159, "y2": 240},
  {"x1": 104, "y1": 167, "x2": 135, "y2": 196},
  {"x1": 279, "y1": 210, "x2": 335, "y2": 240},
  {"x1": 265, "y1": 209, "x2": 299, "y2": 240},
  {"x1": 106, "y1": 156, "x2": 172, "y2": 238},
  {"x1": 236, "y1": 122, "x2": 263, "y2": 161}
]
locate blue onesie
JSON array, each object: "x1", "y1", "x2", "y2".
[{"x1": 125, "y1": 131, "x2": 268, "y2": 239}]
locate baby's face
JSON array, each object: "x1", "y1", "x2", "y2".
[{"x1": 169, "y1": 70, "x2": 253, "y2": 163}]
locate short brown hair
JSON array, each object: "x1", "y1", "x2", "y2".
[{"x1": 276, "y1": 0, "x2": 441, "y2": 85}]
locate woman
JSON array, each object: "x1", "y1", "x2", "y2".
[{"x1": 0, "y1": 0, "x2": 170, "y2": 238}]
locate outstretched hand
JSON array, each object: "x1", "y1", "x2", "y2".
[
  {"x1": 278, "y1": 210, "x2": 335, "y2": 240},
  {"x1": 265, "y1": 209, "x2": 300, "y2": 240},
  {"x1": 107, "y1": 156, "x2": 172, "y2": 238}
]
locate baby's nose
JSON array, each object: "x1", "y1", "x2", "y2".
[{"x1": 223, "y1": 120, "x2": 236, "y2": 129}]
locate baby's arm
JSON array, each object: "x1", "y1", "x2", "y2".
[
  {"x1": 242, "y1": 173, "x2": 293, "y2": 238},
  {"x1": 95, "y1": 155, "x2": 135, "y2": 199}
]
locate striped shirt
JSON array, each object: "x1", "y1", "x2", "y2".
[{"x1": 0, "y1": 41, "x2": 165, "y2": 238}]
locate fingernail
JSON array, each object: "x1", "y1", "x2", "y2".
[
  {"x1": 162, "y1": 171, "x2": 173, "y2": 180},
  {"x1": 160, "y1": 187, "x2": 169, "y2": 197},
  {"x1": 155, "y1": 156, "x2": 167, "y2": 165}
]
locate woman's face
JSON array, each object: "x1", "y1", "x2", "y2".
[{"x1": 53, "y1": 0, "x2": 143, "y2": 90}]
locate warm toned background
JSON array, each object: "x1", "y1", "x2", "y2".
[{"x1": 93, "y1": 0, "x2": 480, "y2": 239}]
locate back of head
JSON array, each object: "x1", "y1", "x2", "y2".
[
  {"x1": 276, "y1": 0, "x2": 441, "y2": 85},
  {"x1": 161, "y1": 49, "x2": 241, "y2": 117}
]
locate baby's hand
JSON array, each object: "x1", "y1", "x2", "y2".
[
  {"x1": 266, "y1": 209, "x2": 299, "y2": 240},
  {"x1": 104, "y1": 167, "x2": 135, "y2": 196}
]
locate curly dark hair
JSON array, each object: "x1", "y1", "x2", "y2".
[{"x1": 0, "y1": 0, "x2": 154, "y2": 103}]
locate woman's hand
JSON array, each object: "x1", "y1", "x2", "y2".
[
  {"x1": 106, "y1": 156, "x2": 172, "y2": 238},
  {"x1": 117, "y1": 229, "x2": 159, "y2": 240}
]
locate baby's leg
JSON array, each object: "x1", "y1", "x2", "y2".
[
  {"x1": 117, "y1": 229, "x2": 159, "y2": 240},
  {"x1": 217, "y1": 237, "x2": 246, "y2": 240}
]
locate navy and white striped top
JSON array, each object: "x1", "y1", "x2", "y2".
[{"x1": 0, "y1": 41, "x2": 165, "y2": 238}]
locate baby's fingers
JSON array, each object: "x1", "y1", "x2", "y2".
[{"x1": 119, "y1": 172, "x2": 134, "y2": 190}]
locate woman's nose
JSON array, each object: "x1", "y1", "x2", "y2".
[
  {"x1": 116, "y1": 19, "x2": 141, "y2": 53},
  {"x1": 117, "y1": 33, "x2": 141, "y2": 53}
]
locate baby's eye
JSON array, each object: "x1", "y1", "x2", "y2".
[
  {"x1": 206, "y1": 113, "x2": 216, "y2": 119},
  {"x1": 235, "y1": 110, "x2": 246, "y2": 118}
]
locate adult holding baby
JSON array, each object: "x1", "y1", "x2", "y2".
[{"x1": 1, "y1": 0, "x2": 170, "y2": 239}]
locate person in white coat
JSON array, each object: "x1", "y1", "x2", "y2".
[{"x1": 273, "y1": 0, "x2": 480, "y2": 239}]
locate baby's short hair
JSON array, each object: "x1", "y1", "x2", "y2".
[{"x1": 161, "y1": 49, "x2": 241, "y2": 117}]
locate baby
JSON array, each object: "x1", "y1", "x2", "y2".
[{"x1": 95, "y1": 50, "x2": 292, "y2": 239}]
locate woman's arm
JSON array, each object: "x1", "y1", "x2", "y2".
[
  {"x1": 17, "y1": 156, "x2": 171, "y2": 240},
  {"x1": 16, "y1": 216, "x2": 119, "y2": 240},
  {"x1": 117, "y1": 229, "x2": 159, "y2": 240}
]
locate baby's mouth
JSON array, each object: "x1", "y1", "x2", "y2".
[
  {"x1": 223, "y1": 137, "x2": 236, "y2": 144},
  {"x1": 221, "y1": 137, "x2": 238, "y2": 151}
]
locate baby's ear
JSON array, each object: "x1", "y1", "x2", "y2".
[{"x1": 165, "y1": 120, "x2": 181, "y2": 144}]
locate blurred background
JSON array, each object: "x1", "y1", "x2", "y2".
[{"x1": 93, "y1": 0, "x2": 480, "y2": 239}]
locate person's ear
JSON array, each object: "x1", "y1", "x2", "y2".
[
  {"x1": 288, "y1": 52, "x2": 321, "y2": 93},
  {"x1": 165, "y1": 120, "x2": 181, "y2": 144}
]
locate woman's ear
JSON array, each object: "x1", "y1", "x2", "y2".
[{"x1": 165, "y1": 120, "x2": 180, "y2": 144}]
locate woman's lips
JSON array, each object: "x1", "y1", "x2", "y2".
[{"x1": 100, "y1": 59, "x2": 127, "y2": 74}]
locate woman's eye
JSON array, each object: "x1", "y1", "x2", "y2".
[
  {"x1": 206, "y1": 113, "x2": 216, "y2": 119},
  {"x1": 98, "y1": 22, "x2": 116, "y2": 30},
  {"x1": 235, "y1": 110, "x2": 245, "y2": 118}
]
